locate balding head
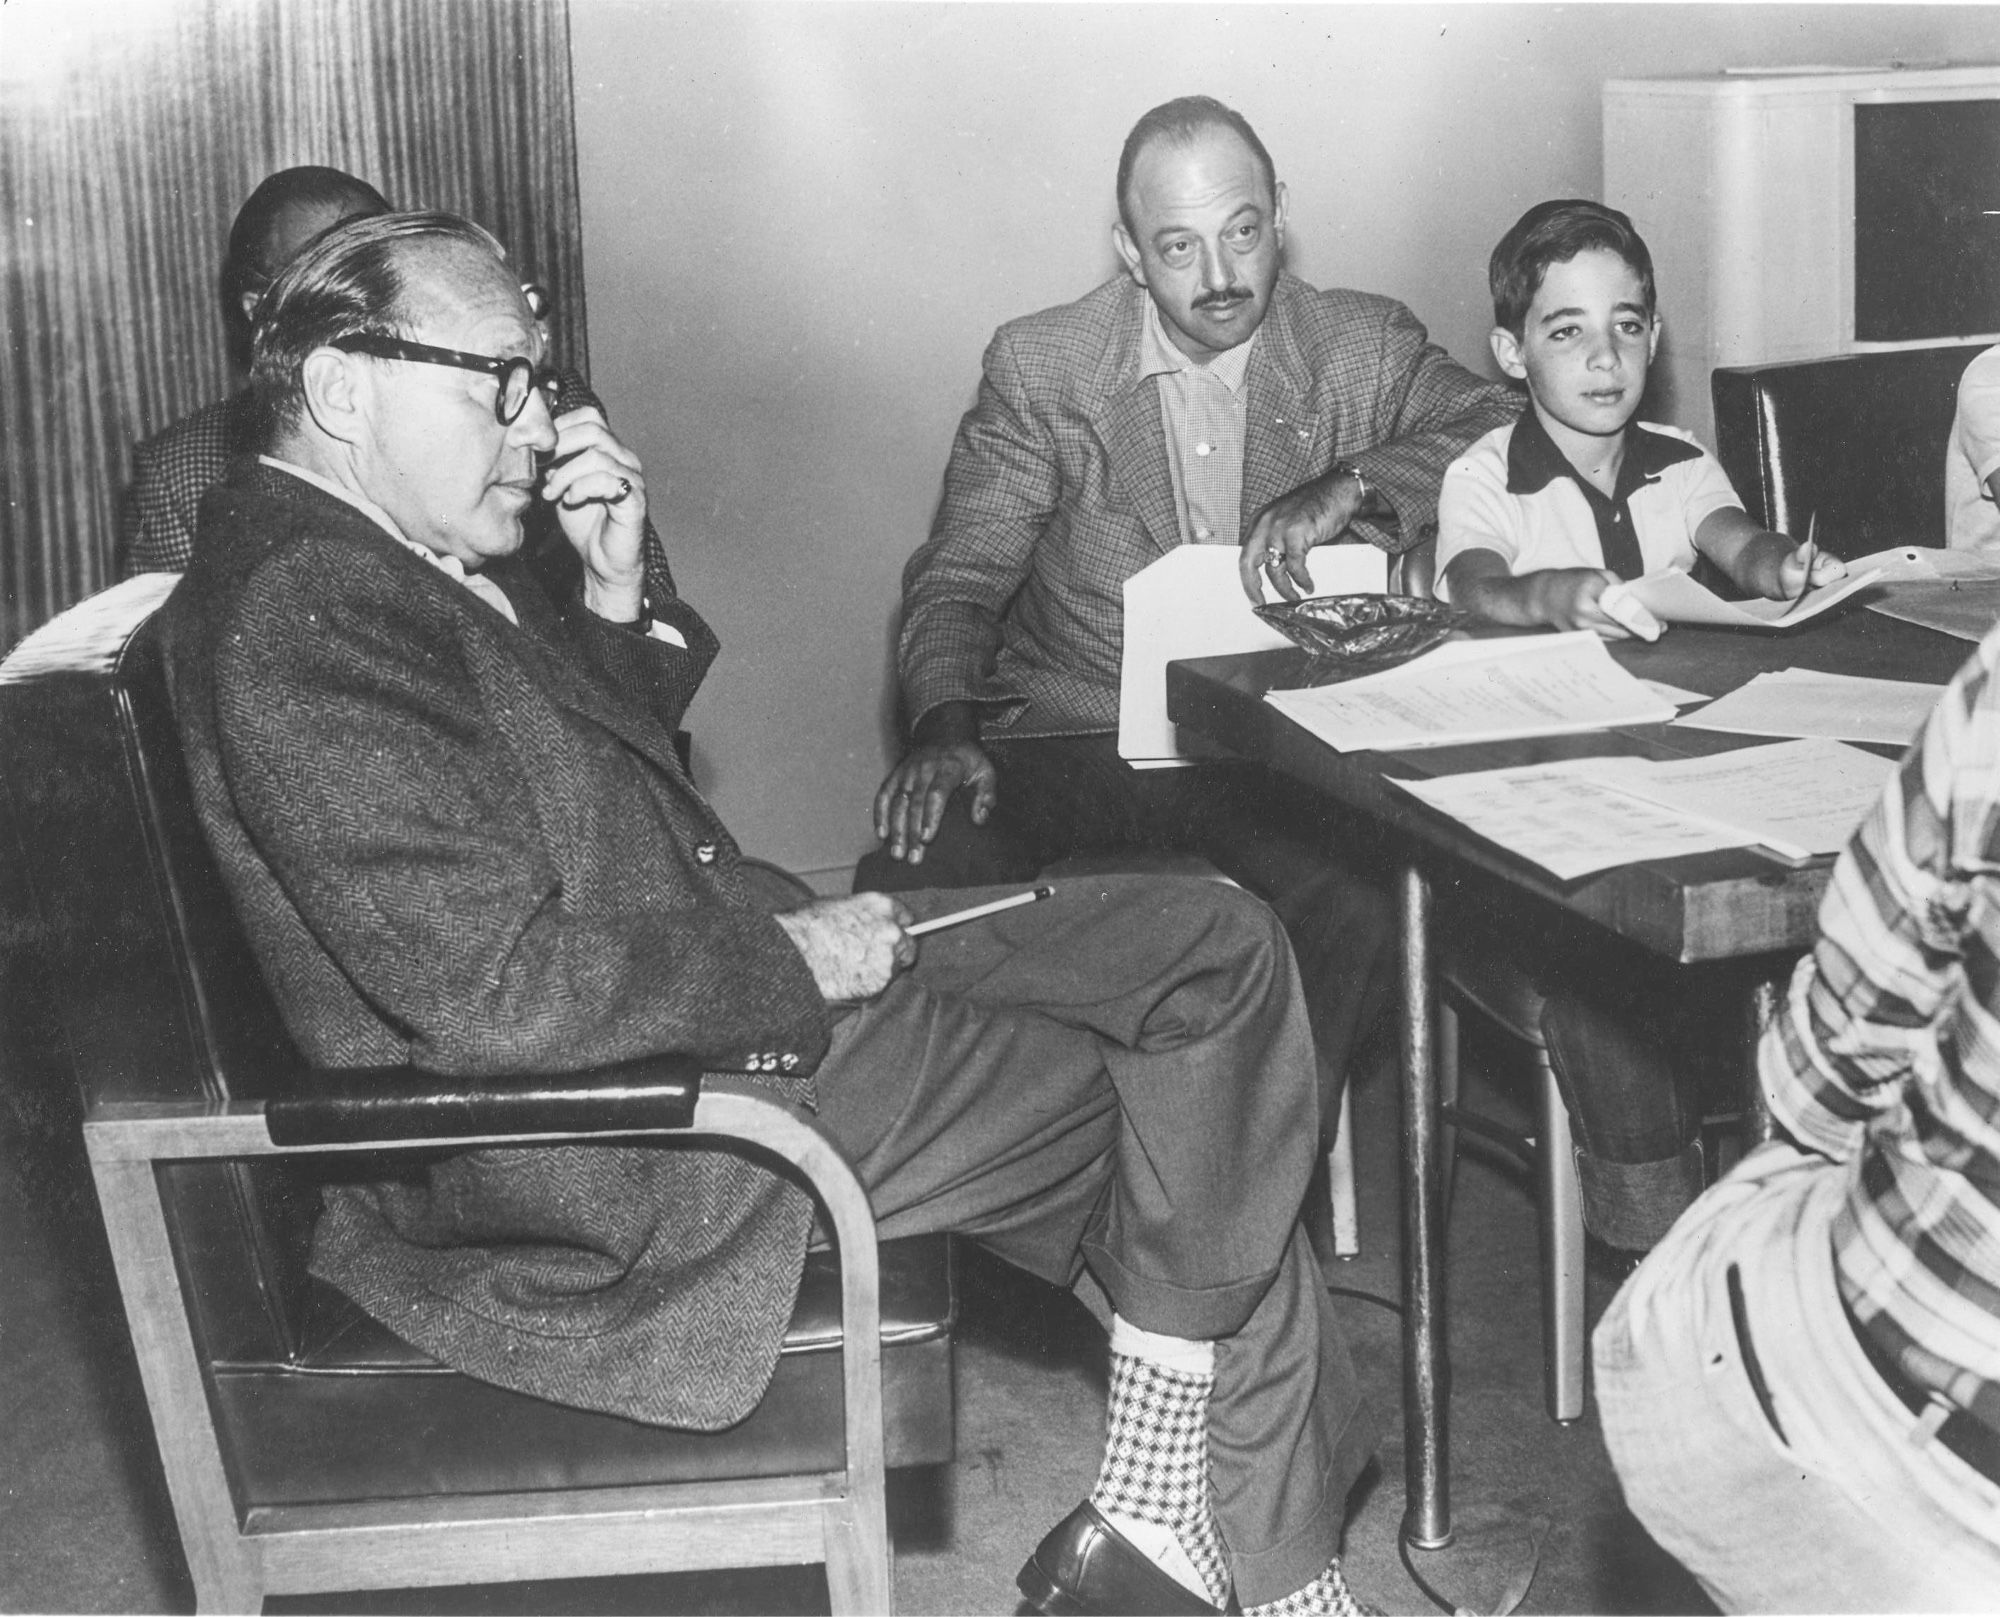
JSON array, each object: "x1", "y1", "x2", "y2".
[{"x1": 1115, "y1": 97, "x2": 1276, "y2": 238}]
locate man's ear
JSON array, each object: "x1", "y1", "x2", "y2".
[
  {"x1": 1273, "y1": 179, "x2": 1289, "y2": 243},
  {"x1": 1490, "y1": 325, "x2": 1527, "y2": 382},
  {"x1": 238, "y1": 290, "x2": 263, "y2": 326},
  {"x1": 300, "y1": 348, "x2": 368, "y2": 446},
  {"x1": 1112, "y1": 221, "x2": 1146, "y2": 287},
  {"x1": 1647, "y1": 311, "x2": 1663, "y2": 363}
]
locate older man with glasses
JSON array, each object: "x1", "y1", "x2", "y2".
[
  {"x1": 157, "y1": 209, "x2": 1382, "y2": 1617},
  {"x1": 121, "y1": 166, "x2": 656, "y2": 595}
]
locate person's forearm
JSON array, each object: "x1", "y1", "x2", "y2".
[
  {"x1": 1444, "y1": 554, "x2": 1544, "y2": 626},
  {"x1": 1698, "y1": 508, "x2": 1789, "y2": 598},
  {"x1": 912, "y1": 700, "x2": 980, "y2": 749}
]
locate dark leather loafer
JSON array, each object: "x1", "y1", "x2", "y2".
[{"x1": 1017, "y1": 1501, "x2": 1231, "y2": 1615}]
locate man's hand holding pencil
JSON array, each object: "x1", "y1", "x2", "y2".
[{"x1": 776, "y1": 886, "x2": 1056, "y2": 1005}]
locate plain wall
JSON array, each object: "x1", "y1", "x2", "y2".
[{"x1": 570, "y1": 2, "x2": 1994, "y2": 883}]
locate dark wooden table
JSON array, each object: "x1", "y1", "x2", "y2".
[{"x1": 1167, "y1": 607, "x2": 1975, "y2": 1552}]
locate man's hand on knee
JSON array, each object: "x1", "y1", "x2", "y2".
[
  {"x1": 872, "y1": 701, "x2": 999, "y2": 864},
  {"x1": 775, "y1": 893, "x2": 916, "y2": 1004}
]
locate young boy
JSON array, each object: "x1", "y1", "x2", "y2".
[
  {"x1": 1433, "y1": 200, "x2": 1847, "y2": 1254},
  {"x1": 1436, "y1": 199, "x2": 1841, "y2": 635}
]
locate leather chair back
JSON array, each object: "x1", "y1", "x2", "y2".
[
  {"x1": 0, "y1": 576, "x2": 319, "y2": 1365},
  {"x1": 1711, "y1": 344, "x2": 1989, "y2": 557}
]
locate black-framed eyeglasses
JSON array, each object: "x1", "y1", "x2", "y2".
[{"x1": 330, "y1": 333, "x2": 559, "y2": 425}]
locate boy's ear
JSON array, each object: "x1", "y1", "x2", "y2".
[
  {"x1": 1647, "y1": 311, "x2": 1663, "y2": 363},
  {"x1": 1490, "y1": 325, "x2": 1527, "y2": 382}
]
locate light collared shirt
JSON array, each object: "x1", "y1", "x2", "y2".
[
  {"x1": 1433, "y1": 417, "x2": 1743, "y2": 598},
  {"x1": 1947, "y1": 343, "x2": 2000, "y2": 552},
  {"x1": 258, "y1": 454, "x2": 683, "y2": 645},
  {"x1": 1136, "y1": 297, "x2": 1254, "y2": 547}
]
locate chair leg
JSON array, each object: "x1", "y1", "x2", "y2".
[
  {"x1": 1327, "y1": 1083, "x2": 1359, "y2": 1259},
  {"x1": 1437, "y1": 1000, "x2": 1462, "y2": 1224},
  {"x1": 1534, "y1": 1052, "x2": 1587, "y2": 1424},
  {"x1": 824, "y1": 1497, "x2": 894, "y2": 1615}
]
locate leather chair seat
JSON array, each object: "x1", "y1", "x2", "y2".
[{"x1": 209, "y1": 1235, "x2": 956, "y2": 1506}]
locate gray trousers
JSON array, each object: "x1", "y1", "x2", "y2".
[{"x1": 813, "y1": 874, "x2": 1374, "y2": 1605}]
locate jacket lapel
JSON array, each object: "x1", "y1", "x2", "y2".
[
  {"x1": 1088, "y1": 283, "x2": 1184, "y2": 559},
  {"x1": 1240, "y1": 277, "x2": 1324, "y2": 527},
  {"x1": 252, "y1": 468, "x2": 693, "y2": 785},
  {"x1": 491, "y1": 570, "x2": 694, "y2": 783}
]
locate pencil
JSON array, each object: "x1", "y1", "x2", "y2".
[{"x1": 906, "y1": 885, "x2": 1055, "y2": 936}]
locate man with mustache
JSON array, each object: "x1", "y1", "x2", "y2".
[{"x1": 862, "y1": 95, "x2": 1517, "y2": 1133}]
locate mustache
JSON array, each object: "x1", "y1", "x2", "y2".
[{"x1": 1193, "y1": 286, "x2": 1253, "y2": 311}]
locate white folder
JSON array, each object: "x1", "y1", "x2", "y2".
[{"x1": 1117, "y1": 544, "x2": 1388, "y2": 767}]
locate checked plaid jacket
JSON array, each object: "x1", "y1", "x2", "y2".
[{"x1": 897, "y1": 271, "x2": 1519, "y2": 739}]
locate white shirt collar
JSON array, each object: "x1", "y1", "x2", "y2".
[
  {"x1": 1136, "y1": 296, "x2": 1256, "y2": 393},
  {"x1": 259, "y1": 454, "x2": 518, "y2": 625}
]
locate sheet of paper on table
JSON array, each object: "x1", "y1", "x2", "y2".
[
  {"x1": 1393, "y1": 761, "x2": 1749, "y2": 879},
  {"x1": 1582, "y1": 739, "x2": 1895, "y2": 860},
  {"x1": 1263, "y1": 630, "x2": 1673, "y2": 752},
  {"x1": 1673, "y1": 668, "x2": 1945, "y2": 747},
  {"x1": 1119, "y1": 543, "x2": 1388, "y2": 767},
  {"x1": 1392, "y1": 739, "x2": 1894, "y2": 881},
  {"x1": 1840, "y1": 546, "x2": 2000, "y2": 644},
  {"x1": 1621, "y1": 564, "x2": 1884, "y2": 629}
]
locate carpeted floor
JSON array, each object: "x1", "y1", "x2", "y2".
[{"x1": 0, "y1": 1021, "x2": 1711, "y2": 1615}]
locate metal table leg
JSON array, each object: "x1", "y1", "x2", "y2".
[
  {"x1": 1744, "y1": 977, "x2": 1780, "y2": 1146},
  {"x1": 1398, "y1": 862, "x2": 1451, "y2": 1550}
]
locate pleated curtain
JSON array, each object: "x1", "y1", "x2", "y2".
[{"x1": 0, "y1": 0, "x2": 586, "y2": 648}]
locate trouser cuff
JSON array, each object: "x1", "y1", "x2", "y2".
[{"x1": 1576, "y1": 1141, "x2": 1704, "y2": 1251}]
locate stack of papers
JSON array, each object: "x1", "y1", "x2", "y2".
[
  {"x1": 1263, "y1": 631, "x2": 1673, "y2": 752},
  {"x1": 1394, "y1": 739, "x2": 1895, "y2": 881},
  {"x1": 1849, "y1": 545, "x2": 2000, "y2": 644},
  {"x1": 1675, "y1": 668, "x2": 1944, "y2": 746},
  {"x1": 1621, "y1": 564, "x2": 1884, "y2": 629}
]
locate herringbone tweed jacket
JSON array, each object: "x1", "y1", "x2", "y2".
[
  {"x1": 121, "y1": 370, "x2": 665, "y2": 584},
  {"x1": 897, "y1": 272, "x2": 1520, "y2": 738},
  {"x1": 158, "y1": 461, "x2": 831, "y2": 1428}
]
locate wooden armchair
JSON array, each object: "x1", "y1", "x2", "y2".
[{"x1": 0, "y1": 576, "x2": 956, "y2": 1614}]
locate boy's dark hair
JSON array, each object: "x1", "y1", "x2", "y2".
[
  {"x1": 1489, "y1": 199, "x2": 1656, "y2": 335},
  {"x1": 1116, "y1": 96, "x2": 1276, "y2": 235}
]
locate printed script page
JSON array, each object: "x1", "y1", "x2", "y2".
[
  {"x1": 1393, "y1": 761, "x2": 1747, "y2": 880},
  {"x1": 1673, "y1": 669, "x2": 1945, "y2": 747},
  {"x1": 1264, "y1": 632, "x2": 1674, "y2": 752}
]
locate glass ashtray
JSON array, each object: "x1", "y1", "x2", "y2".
[{"x1": 1253, "y1": 593, "x2": 1468, "y2": 685}]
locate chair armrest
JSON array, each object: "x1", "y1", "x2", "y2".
[{"x1": 264, "y1": 1051, "x2": 703, "y2": 1146}]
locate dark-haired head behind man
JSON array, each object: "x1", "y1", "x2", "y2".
[
  {"x1": 158, "y1": 208, "x2": 1373, "y2": 1617},
  {"x1": 119, "y1": 167, "x2": 646, "y2": 588}
]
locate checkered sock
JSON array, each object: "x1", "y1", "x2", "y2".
[
  {"x1": 1244, "y1": 1557, "x2": 1370, "y2": 1617},
  {"x1": 1091, "y1": 1348, "x2": 1230, "y2": 1608}
]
